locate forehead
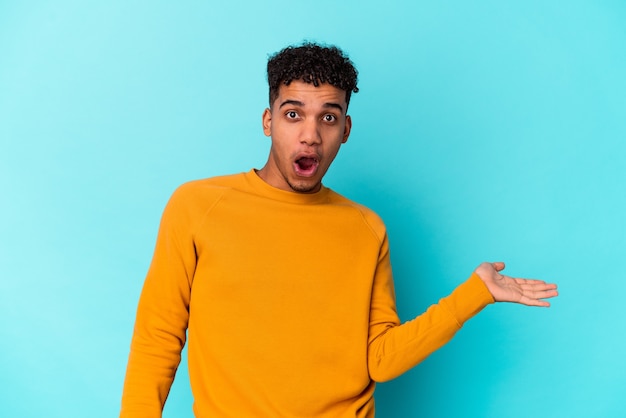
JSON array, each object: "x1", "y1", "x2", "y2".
[{"x1": 273, "y1": 80, "x2": 347, "y2": 111}]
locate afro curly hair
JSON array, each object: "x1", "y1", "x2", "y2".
[{"x1": 267, "y1": 42, "x2": 359, "y2": 109}]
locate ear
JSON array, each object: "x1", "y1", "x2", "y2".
[
  {"x1": 342, "y1": 115, "x2": 352, "y2": 143},
  {"x1": 262, "y1": 108, "x2": 272, "y2": 137}
]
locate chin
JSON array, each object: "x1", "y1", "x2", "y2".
[{"x1": 288, "y1": 180, "x2": 321, "y2": 194}]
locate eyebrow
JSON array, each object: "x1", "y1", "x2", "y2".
[
  {"x1": 323, "y1": 102, "x2": 345, "y2": 113},
  {"x1": 278, "y1": 100, "x2": 345, "y2": 114},
  {"x1": 278, "y1": 100, "x2": 304, "y2": 109}
]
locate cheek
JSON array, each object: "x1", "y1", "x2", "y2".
[
  {"x1": 324, "y1": 142, "x2": 344, "y2": 163},
  {"x1": 272, "y1": 125, "x2": 295, "y2": 144},
  {"x1": 271, "y1": 138, "x2": 291, "y2": 161}
]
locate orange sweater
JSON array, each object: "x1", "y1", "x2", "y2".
[{"x1": 120, "y1": 170, "x2": 494, "y2": 417}]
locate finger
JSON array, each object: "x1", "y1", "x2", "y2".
[
  {"x1": 521, "y1": 287, "x2": 559, "y2": 302},
  {"x1": 519, "y1": 285, "x2": 559, "y2": 294},
  {"x1": 491, "y1": 262, "x2": 506, "y2": 272},
  {"x1": 514, "y1": 278, "x2": 558, "y2": 289},
  {"x1": 520, "y1": 295, "x2": 552, "y2": 307}
]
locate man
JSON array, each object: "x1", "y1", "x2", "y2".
[{"x1": 120, "y1": 42, "x2": 558, "y2": 417}]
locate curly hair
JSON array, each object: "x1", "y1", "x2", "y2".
[{"x1": 267, "y1": 42, "x2": 359, "y2": 109}]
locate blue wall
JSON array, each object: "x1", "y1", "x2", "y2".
[{"x1": 1, "y1": 1, "x2": 624, "y2": 417}]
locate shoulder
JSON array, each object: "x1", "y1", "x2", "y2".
[
  {"x1": 326, "y1": 189, "x2": 387, "y2": 241},
  {"x1": 171, "y1": 172, "x2": 246, "y2": 201},
  {"x1": 163, "y1": 172, "x2": 246, "y2": 220}
]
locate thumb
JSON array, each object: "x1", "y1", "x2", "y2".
[{"x1": 491, "y1": 262, "x2": 506, "y2": 272}]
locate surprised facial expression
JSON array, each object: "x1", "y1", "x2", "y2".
[{"x1": 259, "y1": 80, "x2": 352, "y2": 194}]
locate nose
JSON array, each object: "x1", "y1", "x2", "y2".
[{"x1": 300, "y1": 118, "x2": 322, "y2": 146}]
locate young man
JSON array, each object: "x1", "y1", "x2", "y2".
[{"x1": 120, "y1": 42, "x2": 558, "y2": 417}]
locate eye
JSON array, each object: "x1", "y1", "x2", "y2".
[
  {"x1": 323, "y1": 114, "x2": 337, "y2": 123},
  {"x1": 286, "y1": 111, "x2": 299, "y2": 119}
]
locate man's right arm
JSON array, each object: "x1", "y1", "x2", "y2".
[{"x1": 120, "y1": 187, "x2": 198, "y2": 417}]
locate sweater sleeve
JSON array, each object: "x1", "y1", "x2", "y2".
[
  {"x1": 120, "y1": 187, "x2": 198, "y2": 417},
  {"x1": 367, "y1": 233, "x2": 495, "y2": 382}
]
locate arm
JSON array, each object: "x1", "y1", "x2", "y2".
[
  {"x1": 120, "y1": 188, "x2": 198, "y2": 417},
  {"x1": 367, "y1": 237, "x2": 558, "y2": 382},
  {"x1": 368, "y1": 271, "x2": 494, "y2": 382}
]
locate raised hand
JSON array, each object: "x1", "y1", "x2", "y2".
[{"x1": 475, "y1": 262, "x2": 558, "y2": 307}]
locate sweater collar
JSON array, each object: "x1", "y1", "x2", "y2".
[{"x1": 244, "y1": 169, "x2": 331, "y2": 205}]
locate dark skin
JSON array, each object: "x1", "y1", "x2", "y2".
[{"x1": 258, "y1": 81, "x2": 351, "y2": 194}]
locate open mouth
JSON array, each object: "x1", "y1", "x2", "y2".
[{"x1": 294, "y1": 156, "x2": 319, "y2": 177}]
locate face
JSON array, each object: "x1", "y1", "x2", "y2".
[{"x1": 258, "y1": 80, "x2": 352, "y2": 193}]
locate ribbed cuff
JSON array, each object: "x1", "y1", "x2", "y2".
[{"x1": 441, "y1": 272, "x2": 495, "y2": 327}]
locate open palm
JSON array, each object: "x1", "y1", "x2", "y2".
[{"x1": 475, "y1": 262, "x2": 558, "y2": 307}]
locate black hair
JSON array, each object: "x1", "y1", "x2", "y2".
[{"x1": 267, "y1": 42, "x2": 359, "y2": 108}]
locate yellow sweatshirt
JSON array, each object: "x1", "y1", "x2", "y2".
[{"x1": 120, "y1": 170, "x2": 494, "y2": 417}]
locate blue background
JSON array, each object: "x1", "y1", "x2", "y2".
[{"x1": 1, "y1": 1, "x2": 625, "y2": 417}]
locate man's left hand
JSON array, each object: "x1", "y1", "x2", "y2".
[{"x1": 475, "y1": 262, "x2": 558, "y2": 307}]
